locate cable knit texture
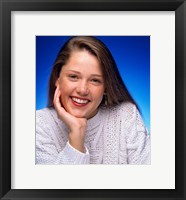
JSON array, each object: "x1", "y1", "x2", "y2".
[{"x1": 36, "y1": 102, "x2": 150, "y2": 164}]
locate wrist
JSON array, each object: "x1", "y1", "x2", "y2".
[
  {"x1": 69, "y1": 123, "x2": 86, "y2": 134},
  {"x1": 69, "y1": 139, "x2": 85, "y2": 153}
]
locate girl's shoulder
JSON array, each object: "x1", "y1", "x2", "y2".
[
  {"x1": 116, "y1": 101, "x2": 136, "y2": 113},
  {"x1": 99, "y1": 102, "x2": 138, "y2": 126},
  {"x1": 36, "y1": 107, "x2": 55, "y2": 116},
  {"x1": 101, "y1": 102, "x2": 137, "y2": 116},
  {"x1": 36, "y1": 107, "x2": 57, "y2": 124}
]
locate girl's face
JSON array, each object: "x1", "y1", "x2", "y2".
[{"x1": 56, "y1": 50, "x2": 105, "y2": 119}]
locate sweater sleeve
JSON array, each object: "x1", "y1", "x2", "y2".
[
  {"x1": 126, "y1": 106, "x2": 151, "y2": 165},
  {"x1": 36, "y1": 110, "x2": 90, "y2": 165},
  {"x1": 54, "y1": 141, "x2": 90, "y2": 164}
]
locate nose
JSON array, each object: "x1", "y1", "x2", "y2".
[{"x1": 76, "y1": 80, "x2": 89, "y2": 96}]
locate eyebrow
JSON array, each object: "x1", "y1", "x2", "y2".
[{"x1": 67, "y1": 70, "x2": 103, "y2": 77}]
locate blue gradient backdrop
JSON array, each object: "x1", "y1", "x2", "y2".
[{"x1": 36, "y1": 36, "x2": 150, "y2": 133}]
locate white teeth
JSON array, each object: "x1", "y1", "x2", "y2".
[{"x1": 72, "y1": 97, "x2": 88, "y2": 104}]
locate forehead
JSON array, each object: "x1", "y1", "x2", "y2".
[{"x1": 62, "y1": 50, "x2": 103, "y2": 73}]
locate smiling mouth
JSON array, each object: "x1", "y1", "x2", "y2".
[{"x1": 71, "y1": 97, "x2": 90, "y2": 106}]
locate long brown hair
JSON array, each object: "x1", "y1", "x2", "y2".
[{"x1": 48, "y1": 36, "x2": 137, "y2": 108}]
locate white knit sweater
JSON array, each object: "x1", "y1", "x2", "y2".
[{"x1": 36, "y1": 102, "x2": 150, "y2": 164}]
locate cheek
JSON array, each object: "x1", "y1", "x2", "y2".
[
  {"x1": 59, "y1": 82, "x2": 75, "y2": 104},
  {"x1": 59, "y1": 88, "x2": 69, "y2": 108},
  {"x1": 60, "y1": 88, "x2": 70, "y2": 101},
  {"x1": 58, "y1": 80, "x2": 71, "y2": 94},
  {"x1": 93, "y1": 88, "x2": 104, "y2": 101}
]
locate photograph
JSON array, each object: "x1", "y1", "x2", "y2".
[
  {"x1": 0, "y1": 0, "x2": 185, "y2": 199},
  {"x1": 36, "y1": 36, "x2": 150, "y2": 165}
]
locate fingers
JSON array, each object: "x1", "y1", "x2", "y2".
[
  {"x1": 53, "y1": 85, "x2": 61, "y2": 110},
  {"x1": 53, "y1": 85, "x2": 65, "y2": 118},
  {"x1": 53, "y1": 85, "x2": 71, "y2": 121}
]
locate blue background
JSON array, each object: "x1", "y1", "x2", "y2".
[{"x1": 36, "y1": 36, "x2": 150, "y2": 133}]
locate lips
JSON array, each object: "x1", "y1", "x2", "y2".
[{"x1": 71, "y1": 96, "x2": 90, "y2": 106}]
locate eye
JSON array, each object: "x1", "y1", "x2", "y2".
[
  {"x1": 68, "y1": 74, "x2": 78, "y2": 80},
  {"x1": 91, "y1": 78, "x2": 102, "y2": 84}
]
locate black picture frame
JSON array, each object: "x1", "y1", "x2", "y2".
[{"x1": 0, "y1": 0, "x2": 185, "y2": 199}]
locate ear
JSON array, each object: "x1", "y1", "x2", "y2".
[{"x1": 55, "y1": 79, "x2": 59, "y2": 87}]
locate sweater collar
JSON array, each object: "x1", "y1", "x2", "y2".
[{"x1": 86, "y1": 107, "x2": 103, "y2": 131}]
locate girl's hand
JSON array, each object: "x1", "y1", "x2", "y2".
[{"x1": 53, "y1": 85, "x2": 87, "y2": 153}]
